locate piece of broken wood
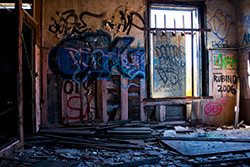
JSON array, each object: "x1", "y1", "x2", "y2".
[
  {"x1": 103, "y1": 157, "x2": 160, "y2": 167},
  {"x1": 39, "y1": 128, "x2": 95, "y2": 135},
  {"x1": 192, "y1": 157, "x2": 250, "y2": 166}
]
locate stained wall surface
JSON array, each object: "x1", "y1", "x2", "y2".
[{"x1": 40, "y1": 0, "x2": 250, "y2": 125}]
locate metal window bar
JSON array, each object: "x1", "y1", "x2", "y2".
[{"x1": 149, "y1": 12, "x2": 210, "y2": 97}]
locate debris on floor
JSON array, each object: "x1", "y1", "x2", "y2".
[{"x1": 2, "y1": 121, "x2": 250, "y2": 167}]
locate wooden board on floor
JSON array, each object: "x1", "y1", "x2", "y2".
[{"x1": 161, "y1": 140, "x2": 250, "y2": 156}]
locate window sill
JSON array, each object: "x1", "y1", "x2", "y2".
[{"x1": 142, "y1": 96, "x2": 213, "y2": 106}]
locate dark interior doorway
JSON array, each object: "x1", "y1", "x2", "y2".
[
  {"x1": 22, "y1": 22, "x2": 35, "y2": 135},
  {"x1": 0, "y1": 6, "x2": 35, "y2": 150},
  {"x1": 0, "y1": 8, "x2": 18, "y2": 148}
]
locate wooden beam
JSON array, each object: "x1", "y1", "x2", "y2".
[
  {"x1": 97, "y1": 80, "x2": 108, "y2": 122},
  {"x1": 140, "y1": 79, "x2": 146, "y2": 121},
  {"x1": 234, "y1": 78, "x2": 240, "y2": 129},
  {"x1": 120, "y1": 77, "x2": 128, "y2": 120},
  {"x1": 33, "y1": 0, "x2": 42, "y2": 130},
  {"x1": 34, "y1": 0, "x2": 42, "y2": 46},
  {"x1": 155, "y1": 105, "x2": 165, "y2": 122},
  {"x1": 16, "y1": 0, "x2": 24, "y2": 148}
]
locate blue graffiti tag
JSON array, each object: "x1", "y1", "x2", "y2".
[
  {"x1": 48, "y1": 30, "x2": 145, "y2": 86},
  {"x1": 207, "y1": 9, "x2": 235, "y2": 42},
  {"x1": 239, "y1": 12, "x2": 250, "y2": 28}
]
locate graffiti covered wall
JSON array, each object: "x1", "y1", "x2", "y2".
[
  {"x1": 42, "y1": 0, "x2": 146, "y2": 124},
  {"x1": 192, "y1": 50, "x2": 239, "y2": 125},
  {"x1": 43, "y1": 0, "x2": 145, "y2": 48},
  {"x1": 206, "y1": 0, "x2": 237, "y2": 48}
]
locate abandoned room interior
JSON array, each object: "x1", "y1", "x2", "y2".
[{"x1": 2, "y1": 0, "x2": 250, "y2": 166}]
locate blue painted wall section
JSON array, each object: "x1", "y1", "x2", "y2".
[{"x1": 48, "y1": 30, "x2": 145, "y2": 86}]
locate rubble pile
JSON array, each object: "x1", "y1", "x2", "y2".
[{"x1": 2, "y1": 121, "x2": 250, "y2": 167}]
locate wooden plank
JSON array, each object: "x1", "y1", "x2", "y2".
[
  {"x1": 32, "y1": 160, "x2": 71, "y2": 167},
  {"x1": 34, "y1": 0, "x2": 42, "y2": 46},
  {"x1": 140, "y1": 78, "x2": 146, "y2": 121},
  {"x1": 143, "y1": 100, "x2": 192, "y2": 106},
  {"x1": 120, "y1": 77, "x2": 128, "y2": 120},
  {"x1": 161, "y1": 140, "x2": 250, "y2": 156},
  {"x1": 35, "y1": 45, "x2": 41, "y2": 132},
  {"x1": 39, "y1": 129, "x2": 95, "y2": 135},
  {"x1": 41, "y1": 48, "x2": 50, "y2": 126},
  {"x1": 29, "y1": 156, "x2": 56, "y2": 160},
  {"x1": 107, "y1": 127, "x2": 152, "y2": 134},
  {"x1": 97, "y1": 80, "x2": 108, "y2": 122},
  {"x1": 192, "y1": 157, "x2": 250, "y2": 166},
  {"x1": 160, "y1": 105, "x2": 166, "y2": 122},
  {"x1": 47, "y1": 75, "x2": 61, "y2": 124},
  {"x1": 57, "y1": 141, "x2": 143, "y2": 150},
  {"x1": 57, "y1": 142, "x2": 122, "y2": 152},
  {"x1": 43, "y1": 134, "x2": 101, "y2": 144},
  {"x1": 159, "y1": 136, "x2": 250, "y2": 142},
  {"x1": 234, "y1": 78, "x2": 240, "y2": 129},
  {"x1": 103, "y1": 158, "x2": 160, "y2": 167},
  {"x1": 0, "y1": 156, "x2": 34, "y2": 164},
  {"x1": 16, "y1": 0, "x2": 24, "y2": 148},
  {"x1": 109, "y1": 127, "x2": 152, "y2": 131}
]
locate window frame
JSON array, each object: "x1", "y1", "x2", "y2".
[{"x1": 146, "y1": 1, "x2": 208, "y2": 99}]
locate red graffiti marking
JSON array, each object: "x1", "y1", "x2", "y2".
[
  {"x1": 67, "y1": 96, "x2": 87, "y2": 120},
  {"x1": 204, "y1": 102, "x2": 223, "y2": 116},
  {"x1": 220, "y1": 97, "x2": 229, "y2": 108}
]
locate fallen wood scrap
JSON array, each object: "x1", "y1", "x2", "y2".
[
  {"x1": 42, "y1": 134, "x2": 103, "y2": 144},
  {"x1": 29, "y1": 155, "x2": 56, "y2": 160},
  {"x1": 107, "y1": 127, "x2": 152, "y2": 134},
  {"x1": 148, "y1": 124, "x2": 175, "y2": 129},
  {"x1": 24, "y1": 139, "x2": 57, "y2": 145},
  {"x1": 56, "y1": 140, "x2": 144, "y2": 150},
  {"x1": 42, "y1": 134, "x2": 144, "y2": 150},
  {"x1": 103, "y1": 134, "x2": 155, "y2": 139},
  {"x1": 56, "y1": 141, "x2": 125, "y2": 152},
  {"x1": 192, "y1": 157, "x2": 250, "y2": 166},
  {"x1": 66, "y1": 119, "x2": 102, "y2": 126},
  {"x1": 158, "y1": 136, "x2": 250, "y2": 142},
  {"x1": 39, "y1": 128, "x2": 95, "y2": 135},
  {"x1": 32, "y1": 160, "x2": 72, "y2": 167},
  {"x1": 105, "y1": 120, "x2": 131, "y2": 125},
  {"x1": 57, "y1": 126, "x2": 96, "y2": 131},
  {"x1": 160, "y1": 140, "x2": 250, "y2": 156},
  {"x1": 103, "y1": 157, "x2": 160, "y2": 167},
  {"x1": 121, "y1": 123, "x2": 143, "y2": 127},
  {"x1": 95, "y1": 124, "x2": 122, "y2": 131},
  {"x1": 240, "y1": 123, "x2": 250, "y2": 129},
  {"x1": 0, "y1": 156, "x2": 35, "y2": 164},
  {"x1": 107, "y1": 138, "x2": 141, "y2": 145},
  {"x1": 62, "y1": 124, "x2": 121, "y2": 131}
]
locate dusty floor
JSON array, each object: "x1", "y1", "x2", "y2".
[{"x1": 2, "y1": 121, "x2": 250, "y2": 167}]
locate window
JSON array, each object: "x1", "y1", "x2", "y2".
[{"x1": 149, "y1": 4, "x2": 204, "y2": 98}]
